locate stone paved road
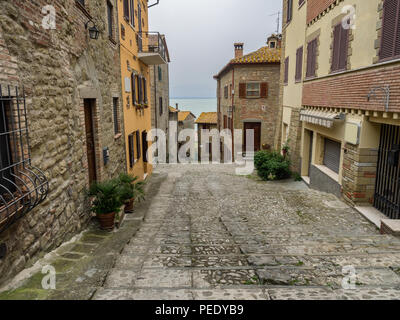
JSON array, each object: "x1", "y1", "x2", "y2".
[{"x1": 94, "y1": 164, "x2": 400, "y2": 300}]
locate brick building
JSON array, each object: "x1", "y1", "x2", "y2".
[
  {"x1": 0, "y1": 0, "x2": 126, "y2": 285},
  {"x1": 196, "y1": 112, "x2": 218, "y2": 161},
  {"x1": 214, "y1": 37, "x2": 281, "y2": 159},
  {"x1": 279, "y1": 0, "x2": 400, "y2": 224}
]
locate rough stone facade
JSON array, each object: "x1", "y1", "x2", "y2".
[
  {"x1": 0, "y1": 0, "x2": 126, "y2": 285},
  {"x1": 216, "y1": 56, "x2": 281, "y2": 158},
  {"x1": 342, "y1": 144, "x2": 378, "y2": 206}
]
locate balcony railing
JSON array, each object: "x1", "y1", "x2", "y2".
[{"x1": 138, "y1": 31, "x2": 167, "y2": 65}]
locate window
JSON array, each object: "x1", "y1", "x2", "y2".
[
  {"x1": 306, "y1": 39, "x2": 317, "y2": 78},
  {"x1": 295, "y1": 46, "x2": 303, "y2": 81},
  {"x1": 284, "y1": 57, "x2": 289, "y2": 84},
  {"x1": 159, "y1": 97, "x2": 163, "y2": 116},
  {"x1": 113, "y1": 97, "x2": 120, "y2": 135},
  {"x1": 298, "y1": 0, "x2": 305, "y2": 6},
  {"x1": 137, "y1": 75, "x2": 142, "y2": 104},
  {"x1": 123, "y1": 0, "x2": 129, "y2": 21},
  {"x1": 224, "y1": 85, "x2": 229, "y2": 99},
  {"x1": 107, "y1": 2, "x2": 114, "y2": 39},
  {"x1": 380, "y1": 0, "x2": 400, "y2": 61},
  {"x1": 136, "y1": 130, "x2": 141, "y2": 159},
  {"x1": 246, "y1": 83, "x2": 261, "y2": 97},
  {"x1": 129, "y1": 0, "x2": 135, "y2": 27},
  {"x1": 230, "y1": 84, "x2": 232, "y2": 97},
  {"x1": 270, "y1": 41, "x2": 276, "y2": 48},
  {"x1": 158, "y1": 66, "x2": 162, "y2": 81},
  {"x1": 323, "y1": 138, "x2": 341, "y2": 174},
  {"x1": 223, "y1": 115, "x2": 228, "y2": 129},
  {"x1": 0, "y1": 85, "x2": 48, "y2": 232},
  {"x1": 331, "y1": 23, "x2": 349, "y2": 72},
  {"x1": 287, "y1": 0, "x2": 293, "y2": 23},
  {"x1": 128, "y1": 133, "x2": 135, "y2": 168}
]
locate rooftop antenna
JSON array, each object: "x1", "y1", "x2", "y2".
[{"x1": 269, "y1": 11, "x2": 281, "y2": 34}]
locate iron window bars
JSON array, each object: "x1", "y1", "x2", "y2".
[{"x1": 0, "y1": 85, "x2": 49, "y2": 234}]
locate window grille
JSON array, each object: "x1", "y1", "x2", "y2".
[{"x1": 0, "y1": 85, "x2": 49, "y2": 233}]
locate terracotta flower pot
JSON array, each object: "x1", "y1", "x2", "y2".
[
  {"x1": 124, "y1": 198, "x2": 134, "y2": 213},
  {"x1": 97, "y1": 212, "x2": 116, "y2": 231}
]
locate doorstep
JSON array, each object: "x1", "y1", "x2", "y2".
[
  {"x1": 354, "y1": 206, "x2": 388, "y2": 229},
  {"x1": 301, "y1": 176, "x2": 310, "y2": 186},
  {"x1": 381, "y1": 219, "x2": 400, "y2": 236}
]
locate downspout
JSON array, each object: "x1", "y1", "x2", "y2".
[
  {"x1": 231, "y1": 68, "x2": 235, "y2": 162},
  {"x1": 154, "y1": 65, "x2": 158, "y2": 163}
]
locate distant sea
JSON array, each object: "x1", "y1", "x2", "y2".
[{"x1": 170, "y1": 98, "x2": 217, "y2": 118}]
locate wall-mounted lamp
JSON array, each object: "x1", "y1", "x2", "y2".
[
  {"x1": 367, "y1": 85, "x2": 390, "y2": 112},
  {"x1": 85, "y1": 20, "x2": 100, "y2": 40}
]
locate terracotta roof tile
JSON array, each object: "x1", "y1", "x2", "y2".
[
  {"x1": 231, "y1": 47, "x2": 281, "y2": 64},
  {"x1": 195, "y1": 112, "x2": 218, "y2": 124},
  {"x1": 178, "y1": 111, "x2": 195, "y2": 122}
]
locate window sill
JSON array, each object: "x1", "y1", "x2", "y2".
[
  {"x1": 304, "y1": 76, "x2": 316, "y2": 81},
  {"x1": 298, "y1": 1, "x2": 305, "y2": 10},
  {"x1": 295, "y1": 79, "x2": 302, "y2": 84},
  {"x1": 109, "y1": 37, "x2": 117, "y2": 45},
  {"x1": 314, "y1": 164, "x2": 340, "y2": 183},
  {"x1": 114, "y1": 133, "x2": 122, "y2": 140}
]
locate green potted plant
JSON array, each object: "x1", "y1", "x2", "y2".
[
  {"x1": 87, "y1": 179, "x2": 122, "y2": 231},
  {"x1": 118, "y1": 173, "x2": 145, "y2": 213}
]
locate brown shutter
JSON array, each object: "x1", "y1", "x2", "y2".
[
  {"x1": 338, "y1": 25, "x2": 349, "y2": 70},
  {"x1": 284, "y1": 57, "x2": 289, "y2": 84},
  {"x1": 128, "y1": 134, "x2": 134, "y2": 168},
  {"x1": 123, "y1": 0, "x2": 129, "y2": 20},
  {"x1": 239, "y1": 83, "x2": 246, "y2": 98},
  {"x1": 136, "y1": 130, "x2": 141, "y2": 159},
  {"x1": 223, "y1": 115, "x2": 227, "y2": 129},
  {"x1": 260, "y1": 82, "x2": 268, "y2": 98},
  {"x1": 131, "y1": 73, "x2": 136, "y2": 105},
  {"x1": 332, "y1": 24, "x2": 341, "y2": 71},
  {"x1": 295, "y1": 47, "x2": 303, "y2": 81},
  {"x1": 396, "y1": 1, "x2": 400, "y2": 56},
  {"x1": 287, "y1": 0, "x2": 293, "y2": 23},
  {"x1": 380, "y1": 0, "x2": 400, "y2": 60}
]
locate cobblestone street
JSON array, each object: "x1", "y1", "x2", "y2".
[{"x1": 94, "y1": 164, "x2": 400, "y2": 300}]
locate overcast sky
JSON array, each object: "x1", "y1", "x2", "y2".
[{"x1": 148, "y1": 0, "x2": 282, "y2": 98}]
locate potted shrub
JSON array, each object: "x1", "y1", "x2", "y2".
[
  {"x1": 87, "y1": 179, "x2": 122, "y2": 231},
  {"x1": 118, "y1": 173, "x2": 145, "y2": 213}
]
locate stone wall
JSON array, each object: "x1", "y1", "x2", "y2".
[
  {"x1": 287, "y1": 108, "x2": 302, "y2": 172},
  {"x1": 150, "y1": 63, "x2": 170, "y2": 151},
  {"x1": 342, "y1": 143, "x2": 378, "y2": 206},
  {"x1": 0, "y1": 0, "x2": 125, "y2": 285}
]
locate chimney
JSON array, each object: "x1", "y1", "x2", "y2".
[
  {"x1": 176, "y1": 103, "x2": 179, "y2": 111},
  {"x1": 234, "y1": 43, "x2": 244, "y2": 59}
]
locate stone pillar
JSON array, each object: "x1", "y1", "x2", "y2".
[{"x1": 342, "y1": 143, "x2": 378, "y2": 206}]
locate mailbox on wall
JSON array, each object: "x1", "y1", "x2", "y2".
[{"x1": 388, "y1": 145, "x2": 400, "y2": 167}]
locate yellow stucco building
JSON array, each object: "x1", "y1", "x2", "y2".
[
  {"x1": 117, "y1": 0, "x2": 167, "y2": 180},
  {"x1": 279, "y1": 0, "x2": 400, "y2": 228}
]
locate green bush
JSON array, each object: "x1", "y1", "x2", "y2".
[
  {"x1": 86, "y1": 179, "x2": 123, "y2": 215},
  {"x1": 117, "y1": 173, "x2": 146, "y2": 203},
  {"x1": 254, "y1": 150, "x2": 291, "y2": 181}
]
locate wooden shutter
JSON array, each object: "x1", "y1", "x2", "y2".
[
  {"x1": 123, "y1": 0, "x2": 129, "y2": 20},
  {"x1": 138, "y1": 76, "x2": 142, "y2": 104},
  {"x1": 307, "y1": 39, "x2": 317, "y2": 77},
  {"x1": 136, "y1": 130, "x2": 141, "y2": 159},
  {"x1": 142, "y1": 131, "x2": 148, "y2": 163},
  {"x1": 338, "y1": 26, "x2": 349, "y2": 70},
  {"x1": 143, "y1": 77, "x2": 147, "y2": 104},
  {"x1": 239, "y1": 83, "x2": 246, "y2": 98},
  {"x1": 223, "y1": 115, "x2": 227, "y2": 129},
  {"x1": 260, "y1": 82, "x2": 268, "y2": 98},
  {"x1": 323, "y1": 139, "x2": 341, "y2": 174},
  {"x1": 380, "y1": 0, "x2": 400, "y2": 60},
  {"x1": 295, "y1": 47, "x2": 303, "y2": 81},
  {"x1": 131, "y1": 73, "x2": 136, "y2": 105},
  {"x1": 113, "y1": 98, "x2": 119, "y2": 134},
  {"x1": 331, "y1": 24, "x2": 341, "y2": 71},
  {"x1": 284, "y1": 57, "x2": 289, "y2": 84},
  {"x1": 130, "y1": 0, "x2": 135, "y2": 26},
  {"x1": 128, "y1": 133, "x2": 134, "y2": 168}
]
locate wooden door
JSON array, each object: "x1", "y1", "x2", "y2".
[
  {"x1": 84, "y1": 99, "x2": 97, "y2": 185},
  {"x1": 244, "y1": 122, "x2": 261, "y2": 152}
]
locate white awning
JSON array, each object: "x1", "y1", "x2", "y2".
[{"x1": 300, "y1": 110, "x2": 345, "y2": 128}]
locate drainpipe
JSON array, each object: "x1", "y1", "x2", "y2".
[
  {"x1": 231, "y1": 68, "x2": 235, "y2": 162},
  {"x1": 154, "y1": 65, "x2": 158, "y2": 163},
  {"x1": 148, "y1": 0, "x2": 160, "y2": 8}
]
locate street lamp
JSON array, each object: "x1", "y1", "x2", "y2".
[{"x1": 85, "y1": 20, "x2": 100, "y2": 40}]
